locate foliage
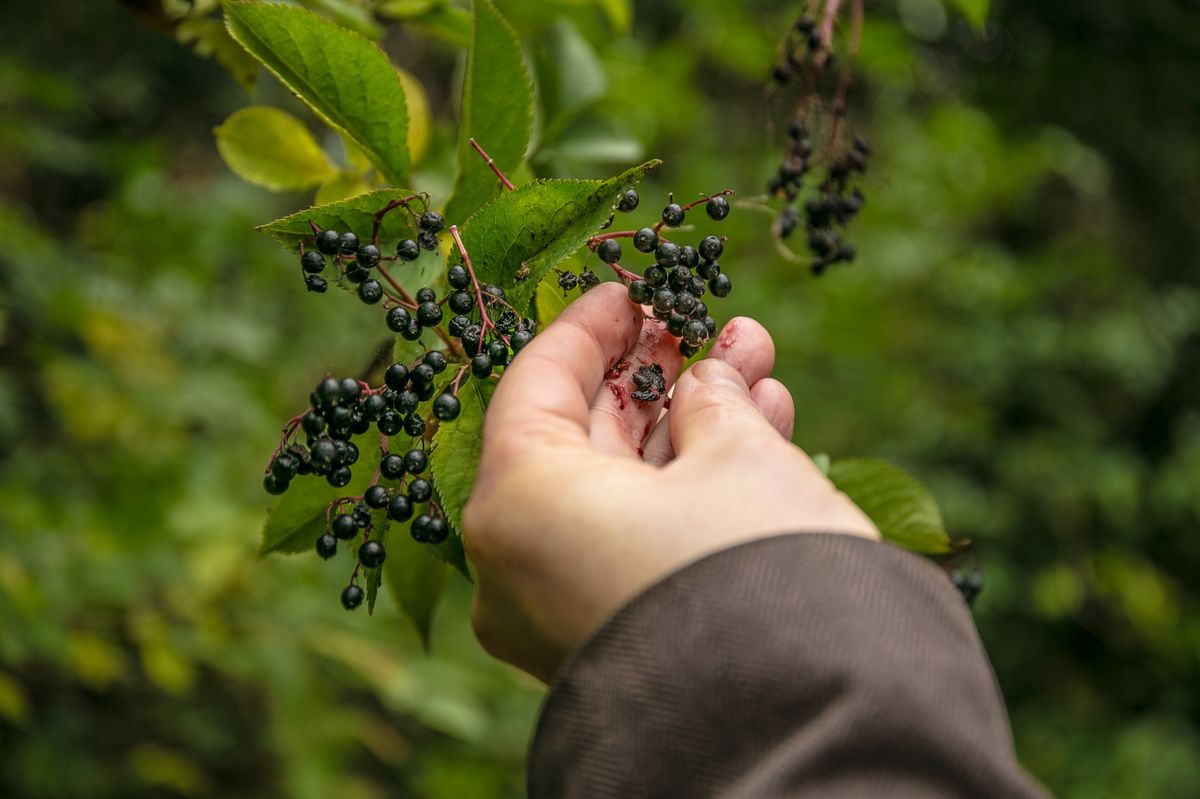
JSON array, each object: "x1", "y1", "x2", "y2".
[{"x1": 1, "y1": 0, "x2": 1197, "y2": 796}]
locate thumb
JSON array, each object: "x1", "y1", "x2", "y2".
[{"x1": 669, "y1": 358, "x2": 782, "y2": 456}]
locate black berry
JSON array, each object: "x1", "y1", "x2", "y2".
[
  {"x1": 706, "y1": 195, "x2": 730, "y2": 221},
  {"x1": 644, "y1": 265, "x2": 667, "y2": 287},
  {"x1": 617, "y1": 189, "x2": 639, "y2": 212},
  {"x1": 628, "y1": 280, "x2": 653, "y2": 304},
  {"x1": 433, "y1": 392, "x2": 461, "y2": 421},
  {"x1": 356, "y1": 244, "x2": 381, "y2": 268},
  {"x1": 424, "y1": 515, "x2": 448, "y2": 544},
  {"x1": 358, "y1": 279, "x2": 383, "y2": 304},
  {"x1": 331, "y1": 513, "x2": 359, "y2": 540},
  {"x1": 301, "y1": 251, "x2": 325, "y2": 274},
  {"x1": 388, "y1": 493, "x2": 413, "y2": 522},
  {"x1": 339, "y1": 232, "x2": 359, "y2": 254},
  {"x1": 365, "y1": 484, "x2": 390, "y2": 509},
  {"x1": 661, "y1": 203, "x2": 685, "y2": 227},
  {"x1": 326, "y1": 466, "x2": 352, "y2": 487},
  {"x1": 305, "y1": 275, "x2": 328, "y2": 293},
  {"x1": 423, "y1": 350, "x2": 448, "y2": 373},
  {"x1": 471, "y1": 353, "x2": 493, "y2": 378},
  {"x1": 699, "y1": 236, "x2": 724, "y2": 260},
  {"x1": 404, "y1": 412, "x2": 426, "y2": 437},
  {"x1": 419, "y1": 211, "x2": 445, "y2": 233},
  {"x1": 448, "y1": 291, "x2": 474, "y2": 314},
  {"x1": 358, "y1": 540, "x2": 386, "y2": 568},
  {"x1": 384, "y1": 362, "x2": 409, "y2": 391},
  {"x1": 408, "y1": 478, "x2": 433, "y2": 503},
  {"x1": 316, "y1": 229, "x2": 341, "y2": 255},
  {"x1": 417, "y1": 301, "x2": 442, "y2": 326},
  {"x1": 377, "y1": 410, "x2": 402, "y2": 435},
  {"x1": 655, "y1": 241, "x2": 680, "y2": 267},
  {"x1": 597, "y1": 239, "x2": 622, "y2": 264},
  {"x1": 263, "y1": 473, "x2": 288, "y2": 495},
  {"x1": 709, "y1": 273, "x2": 732, "y2": 297},
  {"x1": 316, "y1": 533, "x2": 337, "y2": 559},
  {"x1": 396, "y1": 238, "x2": 420, "y2": 261},
  {"x1": 403, "y1": 448, "x2": 428, "y2": 474},
  {"x1": 633, "y1": 227, "x2": 658, "y2": 253},
  {"x1": 341, "y1": 584, "x2": 364, "y2": 610},
  {"x1": 447, "y1": 264, "x2": 470, "y2": 289}
]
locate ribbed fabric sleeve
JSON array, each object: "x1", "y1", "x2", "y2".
[{"x1": 528, "y1": 533, "x2": 1048, "y2": 799}]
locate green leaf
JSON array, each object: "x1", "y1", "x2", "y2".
[
  {"x1": 827, "y1": 458, "x2": 962, "y2": 555},
  {"x1": 364, "y1": 510, "x2": 389, "y2": 614},
  {"x1": 384, "y1": 527, "x2": 450, "y2": 647},
  {"x1": 535, "y1": 275, "x2": 570, "y2": 328},
  {"x1": 947, "y1": 0, "x2": 989, "y2": 30},
  {"x1": 458, "y1": 160, "x2": 658, "y2": 314},
  {"x1": 314, "y1": 171, "x2": 373, "y2": 205},
  {"x1": 259, "y1": 446, "x2": 382, "y2": 556},
  {"x1": 224, "y1": 1, "x2": 410, "y2": 185},
  {"x1": 441, "y1": 0, "x2": 533, "y2": 224},
  {"x1": 430, "y1": 377, "x2": 494, "y2": 551},
  {"x1": 215, "y1": 106, "x2": 336, "y2": 191},
  {"x1": 257, "y1": 189, "x2": 422, "y2": 253}
]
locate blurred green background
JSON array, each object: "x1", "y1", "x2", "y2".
[{"x1": 2, "y1": 0, "x2": 1198, "y2": 796}]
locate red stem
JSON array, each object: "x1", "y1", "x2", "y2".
[
  {"x1": 469, "y1": 138, "x2": 515, "y2": 191},
  {"x1": 448, "y1": 225, "x2": 509, "y2": 346}
]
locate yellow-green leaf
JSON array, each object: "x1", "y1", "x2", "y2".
[{"x1": 215, "y1": 106, "x2": 335, "y2": 191}]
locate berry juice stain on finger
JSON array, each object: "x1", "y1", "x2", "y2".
[{"x1": 631, "y1": 363, "x2": 666, "y2": 402}]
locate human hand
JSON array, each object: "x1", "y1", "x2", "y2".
[{"x1": 462, "y1": 283, "x2": 878, "y2": 682}]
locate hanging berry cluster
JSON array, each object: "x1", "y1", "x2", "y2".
[
  {"x1": 555, "y1": 188, "x2": 735, "y2": 358},
  {"x1": 262, "y1": 137, "x2": 739, "y2": 609},
  {"x1": 766, "y1": 2, "x2": 871, "y2": 275}
]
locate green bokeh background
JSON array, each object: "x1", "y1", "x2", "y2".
[{"x1": 2, "y1": 0, "x2": 1198, "y2": 796}]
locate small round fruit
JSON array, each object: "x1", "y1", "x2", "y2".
[
  {"x1": 448, "y1": 291, "x2": 474, "y2": 314},
  {"x1": 617, "y1": 189, "x2": 639, "y2": 212},
  {"x1": 408, "y1": 478, "x2": 433, "y2": 503},
  {"x1": 263, "y1": 473, "x2": 289, "y2": 495},
  {"x1": 699, "y1": 235, "x2": 724, "y2": 260},
  {"x1": 305, "y1": 275, "x2": 328, "y2": 293},
  {"x1": 316, "y1": 377, "x2": 341, "y2": 408},
  {"x1": 341, "y1": 584, "x2": 364, "y2": 610},
  {"x1": 384, "y1": 362, "x2": 409, "y2": 391},
  {"x1": 404, "y1": 412, "x2": 426, "y2": 437},
  {"x1": 419, "y1": 210, "x2": 445, "y2": 233},
  {"x1": 365, "y1": 484, "x2": 391, "y2": 509},
  {"x1": 358, "y1": 540, "x2": 386, "y2": 568},
  {"x1": 386, "y1": 307, "x2": 411, "y2": 333},
  {"x1": 661, "y1": 203, "x2": 685, "y2": 227},
  {"x1": 655, "y1": 241, "x2": 680, "y2": 267},
  {"x1": 301, "y1": 251, "x2": 325, "y2": 274},
  {"x1": 310, "y1": 438, "x2": 337, "y2": 466},
  {"x1": 487, "y1": 340, "x2": 509, "y2": 367},
  {"x1": 358, "y1": 279, "x2": 383, "y2": 304},
  {"x1": 332, "y1": 513, "x2": 359, "y2": 540},
  {"x1": 339, "y1": 232, "x2": 359, "y2": 254},
  {"x1": 709, "y1": 273, "x2": 733, "y2": 298},
  {"x1": 597, "y1": 239, "x2": 622, "y2": 264},
  {"x1": 326, "y1": 466, "x2": 352, "y2": 487},
  {"x1": 396, "y1": 238, "x2": 420, "y2": 261},
  {"x1": 316, "y1": 229, "x2": 341, "y2": 255},
  {"x1": 633, "y1": 227, "x2": 658, "y2": 253},
  {"x1": 652, "y1": 288, "x2": 676, "y2": 314},
  {"x1": 315, "y1": 533, "x2": 337, "y2": 559},
  {"x1": 302, "y1": 410, "x2": 325, "y2": 436},
  {"x1": 384, "y1": 451, "x2": 408, "y2": 475},
  {"x1": 356, "y1": 244, "x2": 381, "y2": 268},
  {"x1": 471, "y1": 353, "x2": 493, "y2": 378},
  {"x1": 415, "y1": 286, "x2": 437, "y2": 304},
  {"x1": 377, "y1": 410, "x2": 402, "y2": 436},
  {"x1": 410, "y1": 363, "x2": 435, "y2": 388},
  {"x1": 388, "y1": 493, "x2": 413, "y2": 522},
  {"x1": 403, "y1": 449, "x2": 428, "y2": 475},
  {"x1": 433, "y1": 392, "x2": 461, "y2": 421},
  {"x1": 678, "y1": 245, "x2": 699, "y2": 269},
  {"x1": 706, "y1": 195, "x2": 730, "y2": 221},
  {"x1": 410, "y1": 514, "x2": 432, "y2": 543},
  {"x1": 447, "y1": 264, "x2": 470, "y2": 289},
  {"x1": 339, "y1": 377, "x2": 362, "y2": 403},
  {"x1": 628, "y1": 280, "x2": 653, "y2": 304},
  {"x1": 394, "y1": 389, "x2": 419, "y2": 415},
  {"x1": 448, "y1": 315, "x2": 470, "y2": 337},
  {"x1": 423, "y1": 350, "x2": 447, "y2": 374},
  {"x1": 417, "y1": 301, "x2": 443, "y2": 326},
  {"x1": 644, "y1": 265, "x2": 667, "y2": 287},
  {"x1": 683, "y1": 319, "x2": 709, "y2": 346},
  {"x1": 510, "y1": 329, "x2": 533, "y2": 353},
  {"x1": 424, "y1": 515, "x2": 448, "y2": 544}
]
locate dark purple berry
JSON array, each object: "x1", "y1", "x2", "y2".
[
  {"x1": 358, "y1": 540, "x2": 386, "y2": 568},
  {"x1": 341, "y1": 584, "x2": 364, "y2": 610},
  {"x1": 386, "y1": 306, "x2": 411, "y2": 333},
  {"x1": 617, "y1": 189, "x2": 639, "y2": 212},
  {"x1": 633, "y1": 227, "x2": 658, "y2": 253},
  {"x1": 706, "y1": 195, "x2": 730, "y2": 221},
  {"x1": 332, "y1": 513, "x2": 358, "y2": 540},
  {"x1": 597, "y1": 239, "x2": 622, "y2": 264},
  {"x1": 301, "y1": 251, "x2": 325, "y2": 274},
  {"x1": 699, "y1": 235, "x2": 723, "y2": 260},
  {"x1": 316, "y1": 229, "x2": 341, "y2": 255},
  {"x1": 381, "y1": 453, "x2": 405, "y2": 479},
  {"x1": 433, "y1": 392, "x2": 461, "y2": 421},
  {"x1": 408, "y1": 478, "x2": 433, "y2": 503},
  {"x1": 396, "y1": 238, "x2": 420, "y2": 261},
  {"x1": 388, "y1": 494, "x2": 413, "y2": 522},
  {"x1": 661, "y1": 203, "x2": 685, "y2": 227},
  {"x1": 316, "y1": 533, "x2": 337, "y2": 559},
  {"x1": 358, "y1": 279, "x2": 383, "y2": 304}
]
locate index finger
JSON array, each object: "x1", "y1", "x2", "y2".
[{"x1": 480, "y1": 282, "x2": 643, "y2": 463}]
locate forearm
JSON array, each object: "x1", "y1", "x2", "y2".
[{"x1": 528, "y1": 534, "x2": 1047, "y2": 799}]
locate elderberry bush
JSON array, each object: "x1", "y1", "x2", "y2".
[{"x1": 766, "y1": 11, "x2": 872, "y2": 274}]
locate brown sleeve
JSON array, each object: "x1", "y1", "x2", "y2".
[{"x1": 527, "y1": 533, "x2": 1049, "y2": 799}]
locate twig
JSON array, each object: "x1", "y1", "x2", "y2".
[{"x1": 469, "y1": 138, "x2": 515, "y2": 191}]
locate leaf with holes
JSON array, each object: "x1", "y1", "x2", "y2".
[
  {"x1": 224, "y1": 1, "x2": 410, "y2": 185},
  {"x1": 458, "y1": 160, "x2": 658, "y2": 314},
  {"x1": 442, "y1": 0, "x2": 533, "y2": 223},
  {"x1": 827, "y1": 458, "x2": 964, "y2": 555},
  {"x1": 259, "y1": 445, "x2": 382, "y2": 556}
]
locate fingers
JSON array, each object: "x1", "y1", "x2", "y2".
[
  {"x1": 668, "y1": 358, "x2": 782, "y2": 457},
  {"x1": 588, "y1": 319, "x2": 684, "y2": 458},
  {"x1": 481, "y1": 283, "x2": 642, "y2": 460},
  {"x1": 750, "y1": 378, "x2": 795, "y2": 439},
  {"x1": 641, "y1": 318, "x2": 780, "y2": 465}
]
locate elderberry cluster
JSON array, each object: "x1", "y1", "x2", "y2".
[
  {"x1": 769, "y1": 15, "x2": 821, "y2": 87},
  {"x1": 441, "y1": 262, "x2": 537, "y2": 380},
  {"x1": 572, "y1": 188, "x2": 733, "y2": 358}
]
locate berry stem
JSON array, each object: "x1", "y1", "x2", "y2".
[
  {"x1": 813, "y1": 0, "x2": 844, "y2": 72},
  {"x1": 371, "y1": 193, "x2": 427, "y2": 246},
  {"x1": 448, "y1": 224, "x2": 510, "y2": 346},
  {"x1": 449, "y1": 364, "x2": 470, "y2": 396},
  {"x1": 604, "y1": 262, "x2": 641, "y2": 284},
  {"x1": 469, "y1": 138, "x2": 515, "y2": 191}
]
